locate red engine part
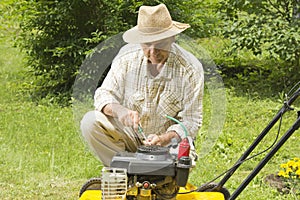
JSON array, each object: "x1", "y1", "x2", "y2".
[{"x1": 178, "y1": 137, "x2": 190, "y2": 159}]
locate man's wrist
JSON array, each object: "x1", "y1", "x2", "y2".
[
  {"x1": 102, "y1": 103, "x2": 124, "y2": 117},
  {"x1": 166, "y1": 131, "x2": 181, "y2": 143}
]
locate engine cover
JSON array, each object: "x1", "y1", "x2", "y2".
[{"x1": 110, "y1": 145, "x2": 176, "y2": 176}]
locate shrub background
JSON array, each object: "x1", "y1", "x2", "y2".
[
  {"x1": 15, "y1": 0, "x2": 220, "y2": 104},
  {"x1": 13, "y1": 0, "x2": 299, "y2": 104}
]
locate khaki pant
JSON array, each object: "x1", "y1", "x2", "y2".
[
  {"x1": 80, "y1": 110, "x2": 142, "y2": 166},
  {"x1": 81, "y1": 110, "x2": 197, "y2": 167}
]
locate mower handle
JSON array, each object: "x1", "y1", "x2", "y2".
[{"x1": 216, "y1": 86, "x2": 300, "y2": 199}]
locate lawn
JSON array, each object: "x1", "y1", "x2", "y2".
[
  {"x1": 0, "y1": 1, "x2": 299, "y2": 199},
  {"x1": 0, "y1": 34, "x2": 101, "y2": 199}
]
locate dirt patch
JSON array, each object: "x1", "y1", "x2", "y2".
[{"x1": 264, "y1": 174, "x2": 297, "y2": 194}]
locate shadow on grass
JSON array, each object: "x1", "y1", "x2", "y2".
[{"x1": 222, "y1": 71, "x2": 299, "y2": 102}]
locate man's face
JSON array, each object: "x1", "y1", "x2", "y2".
[{"x1": 141, "y1": 37, "x2": 175, "y2": 65}]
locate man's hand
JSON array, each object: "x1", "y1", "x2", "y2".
[
  {"x1": 143, "y1": 131, "x2": 180, "y2": 146},
  {"x1": 102, "y1": 103, "x2": 140, "y2": 130}
]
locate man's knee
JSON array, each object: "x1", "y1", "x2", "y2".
[{"x1": 80, "y1": 110, "x2": 97, "y2": 139}]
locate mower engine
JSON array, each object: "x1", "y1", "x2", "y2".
[{"x1": 101, "y1": 145, "x2": 192, "y2": 200}]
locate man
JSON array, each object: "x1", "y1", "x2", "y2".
[{"x1": 81, "y1": 4, "x2": 204, "y2": 167}]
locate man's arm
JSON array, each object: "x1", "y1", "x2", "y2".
[{"x1": 102, "y1": 103, "x2": 140, "y2": 130}]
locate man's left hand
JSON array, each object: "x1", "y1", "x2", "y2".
[{"x1": 143, "y1": 131, "x2": 180, "y2": 146}]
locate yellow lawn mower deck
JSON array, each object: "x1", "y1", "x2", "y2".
[{"x1": 79, "y1": 145, "x2": 229, "y2": 200}]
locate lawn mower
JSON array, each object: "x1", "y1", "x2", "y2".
[{"x1": 78, "y1": 85, "x2": 300, "y2": 200}]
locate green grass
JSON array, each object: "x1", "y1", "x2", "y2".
[
  {"x1": 0, "y1": 39, "x2": 101, "y2": 199},
  {"x1": 0, "y1": 4, "x2": 100, "y2": 198},
  {"x1": 191, "y1": 93, "x2": 300, "y2": 199},
  {"x1": 1, "y1": 1, "x2": 299, "y2": 199}
]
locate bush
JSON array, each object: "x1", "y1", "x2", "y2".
[
  {"x1": 18, "y1": 0, "x2": 127, "y2": 104},
  {"x1": 220, "y1": 0, "x2": 300, "y2": 93},
  {"x1": 17, "y1": 0, "x2": 220, "y2": 105}
]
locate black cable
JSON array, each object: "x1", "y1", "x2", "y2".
[{"x1": 286, "y1": 81, "x2": 300, "y2": 97}]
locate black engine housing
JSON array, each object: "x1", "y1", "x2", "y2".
[{"x1": 110, "y1": 145, "x2": 176, "y2": 176}]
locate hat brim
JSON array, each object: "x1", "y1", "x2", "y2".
[{"x1": 123, "y1": 21, "x2": 190, "y2": 44}]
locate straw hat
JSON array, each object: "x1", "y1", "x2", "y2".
[{"x1": 123, "y1": 4, "x2": 190, "y2": 44}]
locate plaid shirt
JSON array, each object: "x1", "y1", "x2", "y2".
[{"x1": 94, "y1": 43, "x2": 204, "y2": 139}]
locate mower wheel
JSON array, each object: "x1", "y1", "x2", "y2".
[
  {"x1": 79, "y1": 178, "x2": 102, "y2": 197},
  {"x1": 197, "y1": 182, "x2": 230, "y2": 200}
]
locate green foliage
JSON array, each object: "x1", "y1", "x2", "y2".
[
  {"x1": 2, "y1": 10, "x2": 300, "y2": 197},
  {"x1": 3, "y1": 1, "x2": 300, "y2": 199},
  {"x1": 17, "y1": 0, "x2": 123, "y2": 104},
  {"x1": 16, "y1": 0, "x2": 220, "y2": 105},
  {"x1": 8, "y1": 0, "x2": 300, "y2": 103},
  {"x1": 220, "y1": 0, "x2": 300, "y2": 91}
]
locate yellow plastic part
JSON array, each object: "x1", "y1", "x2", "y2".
[
  {"x1": 177, "y1": 187, "x2": 224, "y2": 200},
  {"x1": 79, "y1": 190, "x2": 102, "y2": 200},
  {"x1": 79, "y1": 182, "x2": 224, "y2": 200},
  {"x1": 79, "y1": 190, "x2": 224, "y2": 200},
  {"x1": 177, "y1": 192, "x2": 224, "y2": 200}
]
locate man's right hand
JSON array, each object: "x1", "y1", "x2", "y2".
[{"x1": 102, "y1": 103, "x2": 140, "y2": 130}]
